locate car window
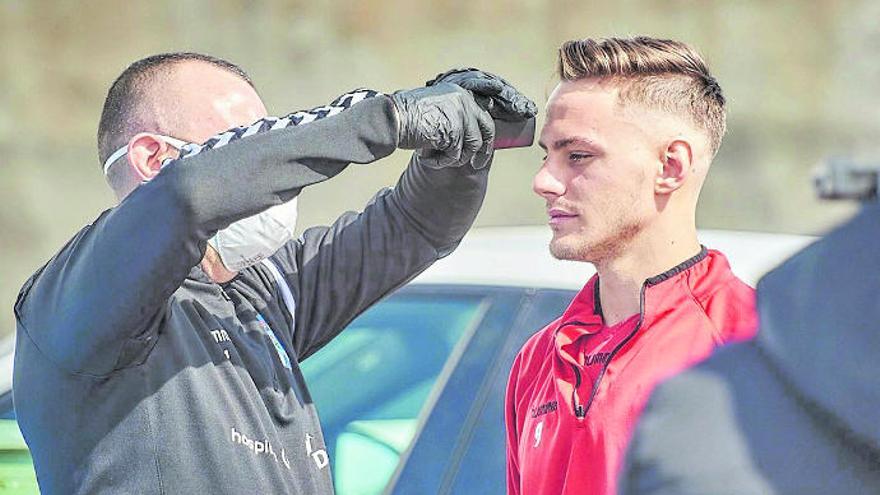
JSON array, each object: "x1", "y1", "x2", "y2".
[
  {"x1": 300, "y1": 291, "x2": 487, "y2": 495},
  {"x1": 383, "y1": 288, "x2": 574, "y2": 494}
]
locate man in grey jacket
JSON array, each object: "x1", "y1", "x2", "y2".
[
  {"x1": 621, "y1": 203, "x2": 880, "y2": 494},
  {"x1": 12, "y1": 52, "x2": 535, "y2": 494}
]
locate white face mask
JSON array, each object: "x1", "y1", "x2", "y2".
[
  {"x1": 104, "y1": 135, "x2": 299, "y2": 272},
  {"x1": 206, "y1": 198, "x2": 298, "y2": 272}
]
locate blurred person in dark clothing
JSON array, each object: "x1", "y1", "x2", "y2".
[
  {"x1": 621, "y1": 203, "x2": 880, "y2": 494},
  {"x1": 12, "y1": 52, "x2": 535, "y2": 494}
]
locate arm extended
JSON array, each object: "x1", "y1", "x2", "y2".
[
  {"x1": 277, "y1": 151, "x2": 490, "y2": 359},
  {"x1": 14, "y1": 91, "x2": 398, "y2": 376}
]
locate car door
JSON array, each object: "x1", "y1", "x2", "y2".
[{"x1": 387, "y1": 289, "x2": 576, "y2": 495}]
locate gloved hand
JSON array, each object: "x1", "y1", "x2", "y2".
[
  {"x1": 392, "y1": 82, "x2": 495, "y2": 170},
  {"x1": 427, "y1": 68, "x2": 537, "y2": 122}
]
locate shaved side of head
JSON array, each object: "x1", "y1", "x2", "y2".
[{"x1": 97, "y1": 53, "x2": 255, "y2": 197}]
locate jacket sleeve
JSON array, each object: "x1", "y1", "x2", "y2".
[
  {"x1": 13, "y1": 92, "x2": 399, "y2": 376},
  {"x1": 505, "y1": 352, "x2": 522, "y2": 495},
  {"x1": 268, "y1": 150, "x2": 490, "y2": 360}
]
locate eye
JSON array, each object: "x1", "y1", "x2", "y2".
[{"x1": 569, "y1": 152, "x2": 593, "y2": 163}]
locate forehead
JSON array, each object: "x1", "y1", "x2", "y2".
[
  {"x1": 541, "y1": 80, "x2": 626, "y2": 142},
  {"x1": 158, "y1": 62, "x2": 267, "y2": 141},
  {"x1": 542, "y1": 78, "x2": 680, "y2": 152},
  {"x1": 546, "y1": 79, "x2": 619, "y2": 116}
]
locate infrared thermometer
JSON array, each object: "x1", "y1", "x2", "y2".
[{"x1": 493, "y1": 117, "x2": 536, "y2": 149}]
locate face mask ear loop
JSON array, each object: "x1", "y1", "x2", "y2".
[
  {"x1": 103, "y1": 135, "x2": 191, "y2": 178},
  {"x1": 161, "y1": 136, "x2": 190, "y2": 150},
  {"x1": 102, "y1": 145, "x2": 129, "y2": 176}
]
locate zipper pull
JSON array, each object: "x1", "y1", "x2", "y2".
[
  {"x1": 219, "y1": 286, "x2": 232, "y2": 302},
  {"x1": 575, "y1": 405, "x2": 586, "y2": 418}
]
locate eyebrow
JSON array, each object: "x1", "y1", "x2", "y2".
[{"x1": 537, "y1": 136, "x2": 599, "y2": 151}]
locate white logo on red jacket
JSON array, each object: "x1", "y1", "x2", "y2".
[{"x1": 533, "y1": 421, "x2": 544, "y2": 448}]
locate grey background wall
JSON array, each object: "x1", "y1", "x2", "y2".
[{"x1": 2, "y1": 0, "x2": 879, "y2": 337}]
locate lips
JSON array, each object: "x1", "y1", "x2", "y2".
[{"x1": 548, "y1": 208, "x2": 578, "y2": 226}]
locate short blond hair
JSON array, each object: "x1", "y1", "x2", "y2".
[{"x1": 558, "y1": 36, "x2": 726, "y2": 155}]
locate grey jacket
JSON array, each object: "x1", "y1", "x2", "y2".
[
  {"x1": 621, "y1": 204, "x2": 880, "y2": 495},
  {"x1": 13, "y1": 91, "x2": 490, "y2": 494}
]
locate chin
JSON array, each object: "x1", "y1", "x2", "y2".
[{"x1": 549, "y1": 236, "x2": 593, "y2": 263}]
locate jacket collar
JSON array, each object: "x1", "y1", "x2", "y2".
[
  {"x1": 644, "y1": 246, "x2": 710, "y2": 287},
  {"x1": 559, "y1": 246, "x2": 710, "y2": 325},
  {"x1": 554, "y1": 247, "x2": 714, "y2": 363}
]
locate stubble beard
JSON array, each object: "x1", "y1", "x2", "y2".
[
  {"x1": 549, "y1": 234, "x2": 592, "y2": 262},
  {"x1": 549, "y1": 219, "x2": 644, "y2": 266}
]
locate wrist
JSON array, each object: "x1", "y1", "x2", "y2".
[{"x1": 387, "y1": 94, "x2": 404, "y2": 148}]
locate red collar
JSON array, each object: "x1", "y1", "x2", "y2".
[{"x1": 554, "y1": 247, "x2": 718, "y2": 362}]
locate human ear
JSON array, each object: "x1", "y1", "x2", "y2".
[
  {"x1": 655, "y1": 139, "x2": 692, "y2": 194},
  {"x1": 126, "y1": 133, "x2": 175, "y2": 182}
]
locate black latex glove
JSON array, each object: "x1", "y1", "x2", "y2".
[
  {"x1": 391, "y1": 82, "x2": 495, "y2": 170},
  {"x1": 427, "y1": 68, "x2": 537, "y2": 122}
]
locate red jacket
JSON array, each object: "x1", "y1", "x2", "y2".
[{"x1": 505, "y1": 248, "x2": 757, "y2": 495}]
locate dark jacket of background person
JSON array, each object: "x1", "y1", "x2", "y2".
[
  {"x1": 620, "y1": 203, "x2": 880, "y2": 495},
  {"x1": 13, "y1": 92, "x2": 490, "y2": 494}
]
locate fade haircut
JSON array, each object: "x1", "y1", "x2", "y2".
[
  {"x1": 558, "y1": 36, "x2": 726, "y2": 155},
  {"x1": 97, "y1": 52, "x2": 255, "y2": 168}
]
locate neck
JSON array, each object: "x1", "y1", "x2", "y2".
[
  {"x1": 594, "y1": 219, "x2": 701, "y2": 326},
  {"x1": 201, "y1": 247, "x2": 237, "y2": 284}
]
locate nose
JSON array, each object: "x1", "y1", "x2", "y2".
[{"x1": 533, "y1": 160, "x2": 565, "y2": 199}]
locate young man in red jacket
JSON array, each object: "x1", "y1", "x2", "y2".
[{"x1": 505, "y1": 36, "x2": 758, "y2": 495}]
